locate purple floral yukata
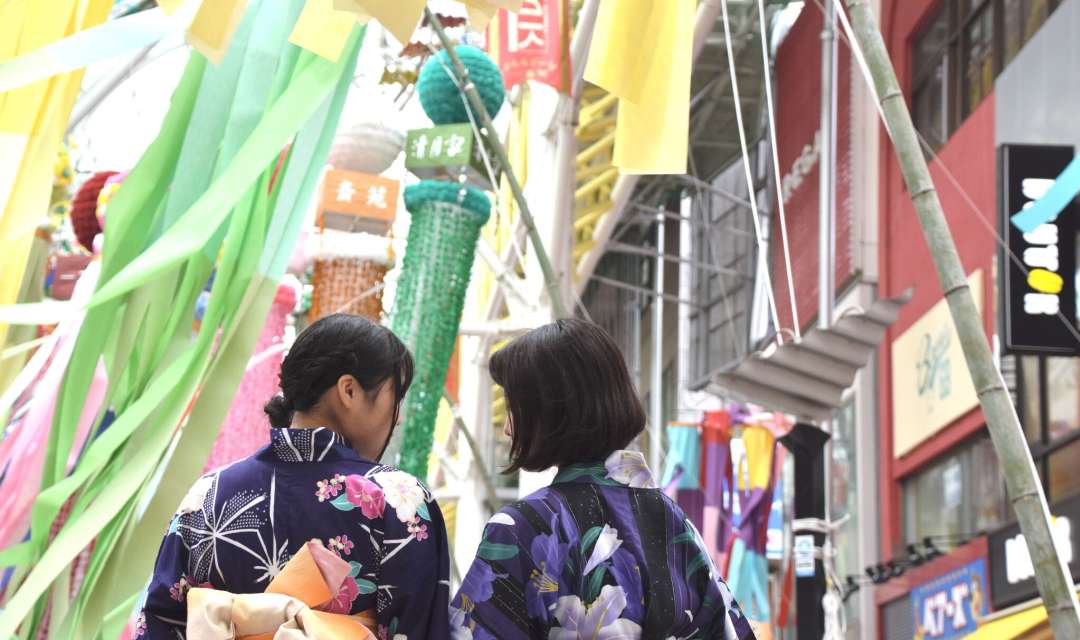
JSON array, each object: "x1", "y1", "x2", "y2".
[
  {"x1": 138, "y1": 427, "x2": 450, "y2": 639},
  {"x1": 450, "y1": 450, "x2": 757, "y2": 639}
]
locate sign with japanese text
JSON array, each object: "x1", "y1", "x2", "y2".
[
  {"x1": 404, "y1": 124, "x2": 500, "y2": 190},
  {"x1": 988, "y1": 492, "x2": 1080, "y2": 609},
  {"x1": 910, "y1": 559, "x2": 989, "y2": 640},
  {"x1": 794, "y1": 535, "x2": 815, "y2": 578},
  {"x1": 318, "y1": 170, "x2": 398, "y2": 235},
  {"x1": 891, "y1": 270, "x2": 983, "y2": 458},
  {"x1": 998, "y1": 144, "x2": 1080, "y2": 355},
  {"x1": 488, "y1": 0, "x2": 569, "y2": 93}
]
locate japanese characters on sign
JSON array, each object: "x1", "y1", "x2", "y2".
[
  {"x1": 404, "y1": 124, "x2": 500, "y2": 190},
  {"x1": 488, "y1": 0, "x2": 569, "y2": 93},
  {"x1": 998, "y1": 144, "x2": 1080, "y2": 356},
  {"x1": 318, "y1": 169, "x2": 399, "y2": 235},
  {"x1": 909, "y1": 559, "x2": 989, "y2": 640},
  {"x1": 988, "y1": 492, "x2": 1080, "y2": 609}
]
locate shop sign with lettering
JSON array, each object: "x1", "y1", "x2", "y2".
[
  {"x1": 910, "y1": 559, "x2": 990, "y2": 640},
  {"x1": 404, "y1": 124, "x2": 500, "y2": 190},
  {"x1": 998, "y1": 144, "x2": 1080, "y2": 355},
  {"x1": 988, "y1": 492, "x2": 1080, "y2": 609},
  {"x1": 318, "y1": 170, "x2": 398, "y2": 235},
  {"x1": 488, "y1": 0, "x2": 569, "y2": 92}
]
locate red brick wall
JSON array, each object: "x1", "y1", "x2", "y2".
[{"x1": 771, "y1": 5, "x2": 854, "y2": 333}]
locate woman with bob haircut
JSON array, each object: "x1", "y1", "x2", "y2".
[
  {"x1": 139, "y1": 314, "x2": 450, "y2": 639},
  {"x1": 451, "y1": 318, "x2": 756, "y2": 639}
]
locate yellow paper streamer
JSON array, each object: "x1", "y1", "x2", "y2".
[
  {"x1": 0, "y1": 0, "x2": 112, "y2": 351},
  {"x1": 584, "y1": 0, "x2": 694, "y2": 175},
  {"x1": 155, "y1": 0, "x2": 186, "y2": 14},
  {"x1": 186, "y1": 0, "x2": 249, "y2": 64},
  {"x1": 291, "y1": 0, "x2": 359, "y2": 62}
]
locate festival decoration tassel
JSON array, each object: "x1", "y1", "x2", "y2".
[{"x1": 388, "y1": 181, "x2": 491, "y2": 478}]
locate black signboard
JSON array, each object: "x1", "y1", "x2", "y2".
[
  {"x1": 987, "y1": 492, "x2": 1080, "y2": 609},
  {"x1": 998, "y1": 144, "x2": 1080, "y2": 355}
]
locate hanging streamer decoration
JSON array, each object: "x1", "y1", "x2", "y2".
[
  {"x1": 0, "y1": 2, "x2": 367, "y2": 637},
  {"x1": 389, "y1": 181, "x2": 491, "y2": 478}
]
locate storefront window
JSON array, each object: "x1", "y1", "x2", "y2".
[
  {"x1": 1003, "y1": 0, "x2": 1054, "y2": 64},
  {"x1": 830, "y1": 402, "x2": 858, "y2": 568},
  {"x1": 911, "y1": 0, "x2": 1062, "y2": 147},
  {"x1": 1046, "y1": 357, "x2": 1080, "y2": 441},
  {"x1": 1048, "y1": 437, "x2": 1080, "y2": 502},
  {"x1": 961, "y1": 3, "x2": 994, "y2": 118},
  {"x1": 903, "y1": 437, "x2": 1008, "y2": 544},
  {"x1": 1010, "y1": 354, "x2": 1080, "y2": 503}
]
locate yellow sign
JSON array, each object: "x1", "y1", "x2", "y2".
[{"x1": 892, "y1": 270, "x2": 984, "y2": 458}]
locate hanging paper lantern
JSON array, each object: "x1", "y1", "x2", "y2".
[
  {"x1": 70, "y1": 171, "x2": 118, "y2": 251},
  {"x1": 327, "y1": 121, "x2": 405, "y2": 175},
  {"x1": 417, "y1": 46, "x2": 505, "y2": 125},
  {"x1": 388, "y1": 180, "x2": 491, "y2": 477}
]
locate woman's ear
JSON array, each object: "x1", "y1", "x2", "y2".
[{"x1": 336, "y1": 374, "x2": 357, "y2": 408}]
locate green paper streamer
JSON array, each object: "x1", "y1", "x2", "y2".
[{"x1": 0, "y1": 6, "x2": 368, "y2": 637}]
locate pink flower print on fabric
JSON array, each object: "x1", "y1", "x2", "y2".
[
  {"x1": 315, "y1": 474, "x2": 346, "y2": 502},
  {"x1": 346, "y1": 474, "x2": 386, "y2": 519},
  {"x1": 169, "y1": 576, "x2": 190, "y2": 602},
  {"x1": 326, "y1": 576, "x2": 361, "y2": 614},
  {"x1": 408, "y1": 518, "x2": 429, "y2": 541},
  {"x1": 329, "y1": 535, "x2": 355, "y2": 557}
]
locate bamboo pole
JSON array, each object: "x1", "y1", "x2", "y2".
[
  {"x1": 842, "y1": 1, "x2": 1080, "y2": 635},
  {"x1": 424, "y1": 8, "x2": 570, "y2": 319}
]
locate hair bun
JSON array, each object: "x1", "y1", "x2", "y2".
[{"x1": 264, "y1": 395, "x2": 294, "y2": 429}]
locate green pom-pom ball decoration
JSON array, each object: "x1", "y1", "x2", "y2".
[{"x1": 417, "y1": 46, "x2": 505, "y2": 125}]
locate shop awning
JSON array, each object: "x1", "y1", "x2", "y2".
[
  {"x1": 964, "y1": 591, "x2": 1080, "y2": 639},
  {"x1": 703, "y1": 289, "x2": 913, "y2": 421}
]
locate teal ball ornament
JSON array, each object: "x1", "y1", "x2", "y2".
[{"x1": 417, "y1": 46, "x2": 505, "y2": 125}]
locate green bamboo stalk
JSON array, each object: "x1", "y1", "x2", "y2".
[
  {"x1": 423, "y1": 8, "x2": 570, "y2": 320},
  {"x1": 842, "y1": 1, "x2": 1080, "y2": 635}
]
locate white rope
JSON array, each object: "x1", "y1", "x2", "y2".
[
  {"x1": 756, "y1": 0, "x2": 801, "y2": 339},
  {"x1": 828, "y1": 0, "x2": 890, "y2": 134},
  {"x1": 720, "y1": 0, "x2": 784, "y2": 344}
]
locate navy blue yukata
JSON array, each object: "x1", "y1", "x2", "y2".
[
  {"x1": 138, "y1": 427, "x2": 450, "y2": 639},
  {"x1": 450, "y1": 450, "x2": 758, "y2": 640}
]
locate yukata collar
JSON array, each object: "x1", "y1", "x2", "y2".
[
  {"x1": 267, "y1": 427, "x2": 359, "y2": 463},
  {"x1": 553, "y1": 450, "x2": 657, "y2": 489}
]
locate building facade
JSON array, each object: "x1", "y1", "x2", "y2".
[{"x1": 878, "y1": 0, "x2": 1080, "y2": 636}]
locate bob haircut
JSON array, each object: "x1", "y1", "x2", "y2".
[{"x1": 489, "y1": 318, "x2": 646, "y2": 473}]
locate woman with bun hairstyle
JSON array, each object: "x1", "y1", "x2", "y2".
[{"x1": 139, "y1": 314, "x2": 449, "y2": 639}]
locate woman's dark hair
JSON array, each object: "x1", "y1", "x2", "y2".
[
  {"x1": 489, "y1": 318, "x2": 645, "y2": 473},
  {"x1": 264, "y1": 314, "x2": 413, "y2": 456}
]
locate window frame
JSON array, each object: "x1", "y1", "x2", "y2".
[
  {"x1": 910, "y1": 0, "x2": 1062, "y2": 149},
  {"x1": 1013, "y1": 354, "x2": 1080, "y2": 502}
]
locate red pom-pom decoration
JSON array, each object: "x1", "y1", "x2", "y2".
[{"x1": 70, "y1": 171, "x2": 118, "y2": 251}]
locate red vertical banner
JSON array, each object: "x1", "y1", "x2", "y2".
[{"x1": 489, "y1": 0, "x2": 570, "y2": 93}]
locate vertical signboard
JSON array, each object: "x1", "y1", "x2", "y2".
[
  {"x1": 488, "y1": 0, "x2": 570, "y2": 93},
  {"x1": 999, "y1": 144, "x2": 1080, "y2": 355}
]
